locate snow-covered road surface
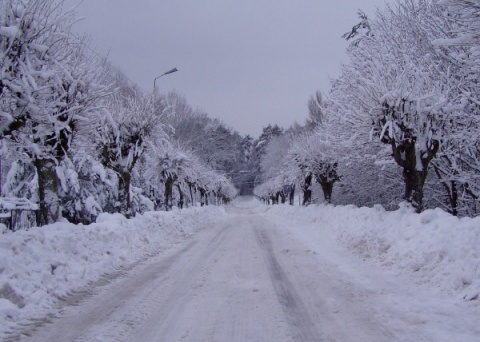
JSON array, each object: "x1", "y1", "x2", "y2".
[{"x1": 12, "y1": 198, "x2": 480, "y2": 341}]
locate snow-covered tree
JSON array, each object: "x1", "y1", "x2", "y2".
[
  {"x1": 0, "y1": 0, "x2": 110, "y2": 224},
  {"x1": 288, "y1": 132, "x2": 340, "y2": 204},
  {"x1": 435, "y1": 0, "x2": 480, "y2": 59},
  {"x1": 333, "y1": 0, "x2": 472, "y2": 212},
  {"x1": 97, "y1": 91, "x2": 166, "y2": 217},
  {"x1": 163, "y1": 91, "x2": 243, "y2": 175},
  {"x1": 304, "y1": 91, "x2": 324, "y2": 131},
  {"x1": 2, "y1": 160, "x2": 36, "y2": 200},
  {"x1": 251, "y1": 124, "x2": 284, "y2": 187},
  {"x1": 57, "y1": 155, "x2": 117, "y2": 224},
  {"x1": 233, "y1": 135, "x2": 255, "y2": 195},
  {"x1": 427, "y1": 0, "x2": 480, "y2": 215},
  {"x1": 259, "y1": 134, "x2": 297, "y2": 204},
  {"x1": 149, "y1": 145, "x2": 193, "y2": 211}
]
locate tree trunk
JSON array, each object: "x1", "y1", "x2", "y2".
[
  {"x1": 289, "y1": 185, "x2": 295, "y2": 205},
  {"x1": 403, "y1": 168, "x2": 428, "y2": 213},
  {"x1": 302, "y1": 173, "x2": 313, "y2": 206},
  {"x1": 390, "y1": 139, "x2": 439, "y2": 213},
  {"x1": 449, "y1": 180, "x2": 458, "y2": 217},
  {"x1": 117, "y1": 171, "x2": 132, "y2": 218},
  {"x1": 199, "y1": 188, "x2": 206, "y2": 206},
  {"x1": 188, "y1": 183, "x2": 194, "y2": 207},
  {"x1": 34, "y1": 158, "x2": 60, "y2": 226},
  {"x1": 433, "y1": 162, "x2": 458, "y2": 216},
  {"x1": 279, "y1": 192, "x2": 286, "y2": 204},
  {"x1": 176, "y1": 184, "x2": 184, "y2": 209},
  {"x1": 317, "y1": 175, "x2": 335, "y2": 204},
  {"x1": 275, "y1": 192, "x2": 280, "y2": 204},
  {"x1": 164, "y1": 177, "x2": 174, "y2": 211}
]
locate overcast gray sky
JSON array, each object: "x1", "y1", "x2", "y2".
[{"x1": 67, "y1": 0, "x2": 387, "y2": 137}]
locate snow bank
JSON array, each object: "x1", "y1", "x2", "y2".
[
  {"x1": 0, "y1": 206, "x2": 226, "y2": 335},
  {"x1": 264, "y1": 203, "x2": 480, "y2": 303}
]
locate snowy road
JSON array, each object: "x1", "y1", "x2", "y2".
[{"x1": 14, "y1": 198, "x2": 479, "y2": 341}]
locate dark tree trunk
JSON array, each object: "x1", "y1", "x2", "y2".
[
  {"x1": 31, "y1": 118, "x2": 73, "y2": 226},
  {"x1": 117, "y1": 171, "x2": 132, "y2": 218},
  {"x1": 446, "y1": 180, "x2": 458, "y2": 217},
  {"x1": 188, "y1": 182, "x2": 194, "y2": 207},
  {"x1": 289, "y1": 185, "x2": 295, "y2": 205},
  {"x1": 279, "y1": 192, "x2": 286, "y2": 204},
  {"x1": 275, "y1": 192, "x2": 281, "y2": 204},
  {"x1": 403, "y1": 168, "x2": 428, "y2": 212},
  {"x1": 319, "y1": 181, "x2": 334, "y2": 203},
  {"x1": 34, "y1": 158, "x2": 60, "y2": 226},
  {"x1": 316, "y1": 175, "x2": 336, "y2": 204},
  {"x1": 164, "y1": 177, "x2": 174, "y2": 211},
  {"x1": 199, "y1": 188, "x2": 206, "y2": 206},
  {"x1": 176, "y1": 184, "x2": 184, "y2": 209},
  {"x1": 390, "y1": 139, "x2": 439, "y2": 213},
  {"x1": 433, "y1": 162, "x2": 458, "y2": 216},
  {"x1": 302, "y1": 173, "x2": 313, "y2": 206},
  {"x1": 303, "y1": 189, "x2": 312, "y2": 206}
]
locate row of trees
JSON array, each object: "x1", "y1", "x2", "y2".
[
  {"x1": 253, "y1": 104, "x2": 341, "y2": 207},
  {"x1": 0, "y1": 0, "x2": 237, "y2": 227},
  {"x1": 255, "y1": 0, "x2": 479, "y2": 217}
]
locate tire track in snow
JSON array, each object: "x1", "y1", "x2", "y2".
[
  {"x1": 17, "y1": 222, "x2": 232, "y2": 342},
  {"x1": 15, "y1": 239, "x2": 198, "y2": 342},
  {"x1": 254, "y1": 227, "x2": 324, "y2": 342},
  {"x1": 129, "y1": 222, "x2": 233, "y2": 341}
]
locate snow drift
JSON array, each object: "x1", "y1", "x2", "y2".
[
  {"x1": 0, "y1": 206, "x2": 226, "y2": 337},
  {"x1": 263, "y1": 202, "x2": 480, "y2": 303}
]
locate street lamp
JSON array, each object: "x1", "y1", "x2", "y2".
[{"x1": 153, "y1": 67, "x2": 178, "y2": 92}]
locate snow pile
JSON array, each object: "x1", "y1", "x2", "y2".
[
  {"x1": 0, "y1": 206, "x2": 226, "y2": 334},
  {"x1": 264, "y1": 203, "x2": 480, "y2": 302}
]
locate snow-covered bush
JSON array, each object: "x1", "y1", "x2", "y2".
[{"x1": 58, "y1": 156, "x2": 118, "y2": 224}]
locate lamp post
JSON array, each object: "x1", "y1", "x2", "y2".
[
  {"x1": 153, "y1": 67, "x2": 178, "y2": 93},
  {"x1": 149, "y1": 68, "x2": 177, "y2": 202}
]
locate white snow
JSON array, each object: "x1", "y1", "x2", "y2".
[
  {"x1": 263, "y1": 201, "x2": 480, "y2": 302},
  {"x1": 0, "y1": 26, "x2": 19, "y2": 38},
  {"x1": 0, "y1": 206, "x2": 226, "y2": 337},
  {"x1": 432, "y1": 34, "x2": 475, "y2": 46},
  {"x1": 1, "y1": 199, "x2": 479, "y2": 340}
]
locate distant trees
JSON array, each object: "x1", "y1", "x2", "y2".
[
  {"x1": 255, "y1": 134, "x2": 297, "y2": 204},
  {"x1": 140, "y1": 139, "x2": 238, "y2": 212},
  {"x1": 289, "y1": 133, "x2": 340, "y2": 204},
  {"x1": 249, "y1": 124, "x2": 284, "y2": 189},
  {"x1": 254, "y1": 125, "x2": 340, "y2": 206},
  {"x1": 162, "y1": 91, "x2": 247, "y2": 194}
]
